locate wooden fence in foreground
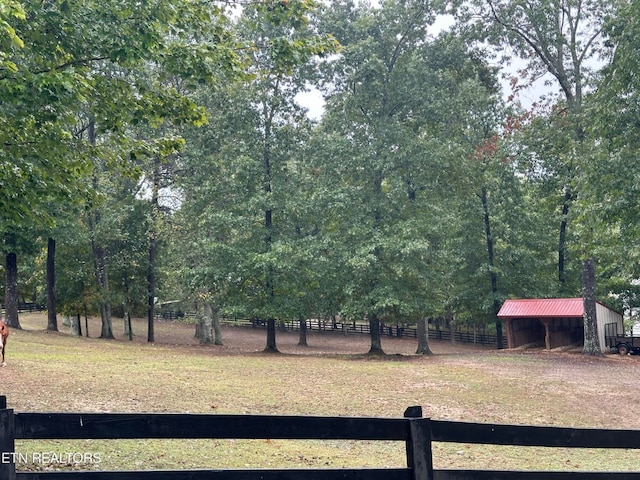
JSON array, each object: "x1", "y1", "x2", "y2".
[{"x1": 1, "y1": 396, "x2": 639, "y2": 480}]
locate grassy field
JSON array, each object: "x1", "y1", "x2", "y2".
[{"x1": 2, "y1": 312, "x2": 640, "y2": 474}]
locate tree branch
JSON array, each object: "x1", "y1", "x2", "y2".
[{"x1": 33, "y1": 56, "x2": 112, "y2": 75}]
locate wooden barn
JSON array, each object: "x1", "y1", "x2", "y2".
[{"x1": 497, "y1": 298, "x2": 623, "y2": 353}]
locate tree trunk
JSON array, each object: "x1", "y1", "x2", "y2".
[
  {"x1": 70, "y1": 314, "x2": 81, "y2": 336},
  {"x1": 494, "y1": 316, "x2": 504, "y2": 350},
  {"x1": 368, "y1": 313, "x2": 384, "y2": 354},
  {"x1": 261, "y1": 98, "x2": 279, "y2": 355},
  {"x1": 147, "y1": 158, "x2": 161, "y2": 344},
  {"x1": 124, "y1": 312, "x2": 133, "y2": 339},
  {"x1": 88, "y1": 118, "x2": 113, "y2": 339},
  {"x1": 200, "y1": 303, "x2": 213, "y2": 344},
  {"x1": 92, "y1": 243, "x2": 113, "y2": 338},
  {"x1": 99, "y1": 302, "x2": 113, "y2": 338},
  {"x1": 84, "y1": 304, "x2": 90, "y2": 338},
  {"x1": 46, "y1": 237, "x2": 58, "y2": 331},
  {"x1": 265, "y1": 318, "x2": 278, "y2": 352},
  {"x1": 582, "y1": 258, "x2": 602, "y2": 356},
  {"x1": 415, "y1": 317, "x2": 433, "y2": 355},
  {"x1": 147, "y1": 232, "x2": 156, "y2": 343},
  {"x1": 558, "y1": 192, "x2": 573, "y2": 286},
  {"x1": 4, "y1": 252, "x2": 21, "y2": 329},
  {"x1": 481, "y1": 186, "x2": 504, "y2": 349},
  {"x1": 298, "y1": 318, "x2": 308, "y2": 346},
  {"x1": 447, "y1": 308, "x2": 456, "y2": 344},
  {"x1": 212, "y1": 306, "x2": 223, "y2": 346}
]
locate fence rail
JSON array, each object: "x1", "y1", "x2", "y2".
[
  {"x1": 0, "y1": 303, "x2": 45, "y2": 314},
  {"x1": 155, "y1": 313, "x2": 506, "y2": 347},
  {"x1": 1, "y1": 396, "x2": 639, "y2": 479},
  {"x1": 248, "y1": 318, "x2": 507, "y2": 347}
]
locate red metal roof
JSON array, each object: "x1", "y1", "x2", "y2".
[{"x1": 497, "y1": 298, "x2": 584, "y2": 318}]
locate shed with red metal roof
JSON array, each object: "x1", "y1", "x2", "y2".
[{"x1": 497, "y1": 298, "x2": 623, "y2": 352}]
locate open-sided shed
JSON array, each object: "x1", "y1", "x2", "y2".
[{"x1": 497, "y1": 298, "x2": 623, "y2": 353}]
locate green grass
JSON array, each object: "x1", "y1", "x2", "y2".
[{"x1": 4, "y1": 313, "x2": 640, "y2": 473}]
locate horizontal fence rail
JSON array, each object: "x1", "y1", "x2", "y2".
[
  {"x1": 1, "y1": 397, "x2": 640, "y2": 480},
  {"x1": 431, "y1": 420, "x2": 640, "y2": 449},
  {"x1": 14, "y1": 470, "x2": 415, "y2": 480},
  {"x1": 0, "y1": 303, "x2": 45, "y2": 314},
  {"x1": 156, "y1": 314, "x2": 507, "y2": 347},
  {"x1": 13, "y1": 413, "x2": 410, "y2": 441}
]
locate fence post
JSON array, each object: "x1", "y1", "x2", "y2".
[
  {"x1": 0, "y1": 395, "x2": 16, "y2": 480},
  {"x1": 404, "y1": 406, "x2": 434, "y2": 480}
]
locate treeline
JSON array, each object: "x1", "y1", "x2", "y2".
[{"x1": 1, "y1": 0, "x2": 639, "y2": 354}]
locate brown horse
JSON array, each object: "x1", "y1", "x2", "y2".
[{"x1": 0, "y1": 321, "x2": 8, "y2": 366}]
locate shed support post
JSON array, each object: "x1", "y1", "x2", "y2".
[
  {"x1": 541, "y1": 318, "x2": 551, "y2": 350},
  {"x1": 404, "y1": 406, "x2": 434, "y2": 480},
  {"x1": 0, "y1": 396, "x2": 16, "y2": 480},
  {"x1": 503, "y1": 318, "x2": 513, "y2": 349}
]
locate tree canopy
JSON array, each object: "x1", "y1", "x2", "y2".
[{"x1": 1, "y1": 0, "x2": 638, "y2": 355}]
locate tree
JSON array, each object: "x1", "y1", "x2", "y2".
[
  {"x1": 316, "y1": 1, "x2": 504, "y2": 353},
  {"x1": 317, "y1": 0, "x2": 437, "y2": 354},
  {"x1": 582, "y1": 257, "x2": 601, "y2": 355},
  {"x1": 456, "y1": 106, "x2": 568, "y2": 346},
  {"x1": 0, "y1": 0, "x2": 243, "y2": 332},
  {"x1": 54, "y1": 218, "x2": 101, "y2": 329},
  {"x1": 46, "y1": 237, "x2": 57, "y2": 331},
  {"x1": 174, "y1": 0, "x2": 338, "y2": 353},
  {"x1": 453, "y1": 0, "x2": 615, "y2": 289},
  {"x1": 580, "y1": 0, "x2": 640, "y2": 315}
]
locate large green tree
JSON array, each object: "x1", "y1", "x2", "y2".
[
  {"x1": 453, "y1": 0, "x2": 615, "y2": 288},
  {"x1": 173, "y1": 0, "x2": 338, "y2": 351},
  {"x1": 453, "y1": 0, "x2": 617, "y2": 354},
  {"x1": 2, "y1": 0, "x2": 226, "y2": 227},
  {"x1": 315, "y1": 1, "x2": 504, "y2": 353},
  {"x1": 0, "y1": 0, "x2": 241, "y2": 331},
  {"x1": 579, "y1": 0, "x2": 640, "y2": 315}
]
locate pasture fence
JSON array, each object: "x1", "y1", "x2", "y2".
[
  {"x1": 1, "y1": 396, "x2": 640, "y2": 479},
  {"x1": 234, "y1": 317, "x2": 507, "y2": 347},
  {"x1": 155, "y1": 312, "x2": 507, "y2": 347},
  {"x1": 0, "y1": 303, "x2": 45, "y2": 314}
]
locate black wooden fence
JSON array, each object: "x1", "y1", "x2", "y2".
[{"x1": 1, "y1": 396, "x2": 640, "y2": 480}]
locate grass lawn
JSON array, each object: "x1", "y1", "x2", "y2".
[{"x1": 2, "y1": 312, "x2": 640, "y2": 473}]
